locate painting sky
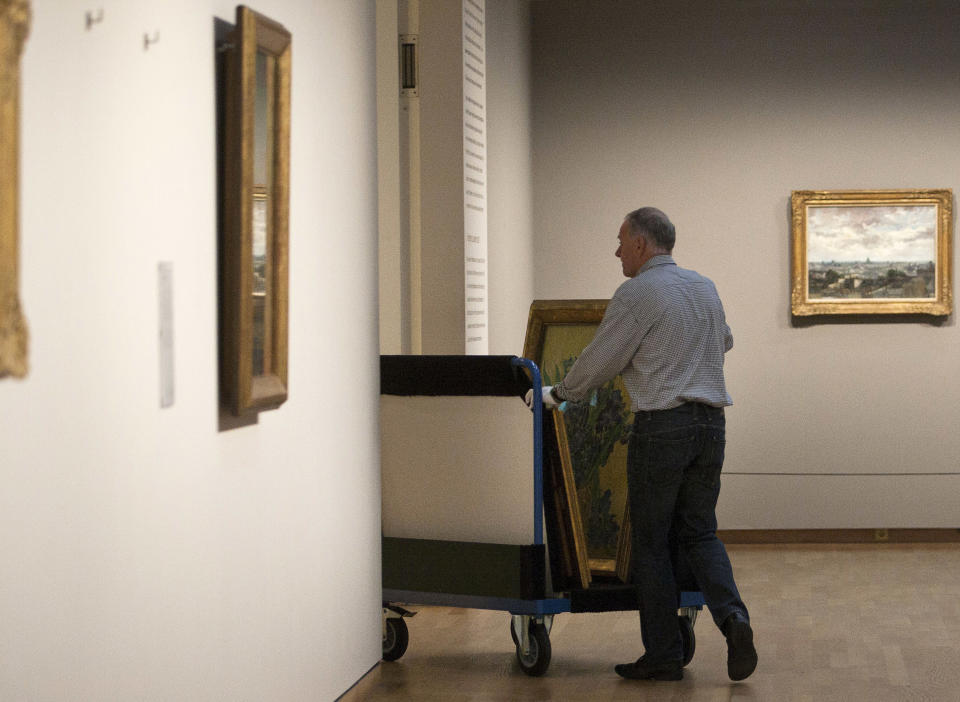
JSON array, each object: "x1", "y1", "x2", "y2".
[{"x1": 807, "y1": 205, "x2": 937, "y2": 262}]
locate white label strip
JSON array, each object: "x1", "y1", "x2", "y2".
[
  {"x1": 158, "y1": 261, "x2": 175, "y2": 408},
  {"x1": 463, "y1": 0, "x2": 488, "y2": 354}
]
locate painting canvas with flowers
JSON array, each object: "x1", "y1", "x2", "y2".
[{"x1": 524, "y1": 301, "x2": 634, "y2": 580}]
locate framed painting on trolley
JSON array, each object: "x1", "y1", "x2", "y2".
[{"x1": 523, "y1": 300, "x2": 634, "y2": 583}]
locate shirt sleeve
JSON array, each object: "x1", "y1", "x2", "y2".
[
  {"x1": 554, "y1": 295, "x2": 645, "y2": 402},
  {"x1": 723, "y1": 321, "x2": 734, "y2": 352}
]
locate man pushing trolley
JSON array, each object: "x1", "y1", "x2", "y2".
[{"x1": 529, "y1": 207, "x2": 758, "y2": 682}]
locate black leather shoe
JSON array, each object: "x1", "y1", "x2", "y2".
[
  {"x1": 724, "y1": 613, "x2": 758, "y2": 681},
  {"x1": 614, "y1": 656, "x2": 683, "y2": 681}
]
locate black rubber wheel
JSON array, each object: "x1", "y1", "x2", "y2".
[
  {"x1": 679, "y1": 614, "x2": 695, "y2": 667},
  {"x1": 515, "y1": 622, "x2": 551, "y2": 677},
  {"x1": 382, "y1": 617, "x2": 409, "y2": 662},
  {"x1": 510, "y1": 621, "x2": 519, "y2": 647}
]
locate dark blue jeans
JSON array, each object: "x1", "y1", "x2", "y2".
[{"x1": 627, "y1": 402, "x2": 748, "y2": 664}]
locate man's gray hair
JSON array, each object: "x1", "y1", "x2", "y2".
[{"x1": 624, "y1": 207, "x2": 675, "y2": 252}]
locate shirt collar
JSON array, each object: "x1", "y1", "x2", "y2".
[{"x1": 636, "y1": 254, "x2": 675, "y2": 276}]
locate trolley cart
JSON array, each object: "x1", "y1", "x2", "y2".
[{"x1": 380, "y1": 355, "x2": 704, "y2": 676}]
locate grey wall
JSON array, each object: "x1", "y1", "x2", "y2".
[
  {"x1": 418, "y1": 0, "x2": 470, "y2": 353},
  {"x1": 531, "y1": 0, "x2": 960, "y2": 527},
  {"x1": 487, "y1": 0, "x2": 535, "y2": 354}
]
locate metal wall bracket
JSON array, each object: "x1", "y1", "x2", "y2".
[{"x1": 400, "y1": 34, "x2": 418, "y2": 97}]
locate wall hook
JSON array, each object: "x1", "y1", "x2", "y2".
[
  {"x1": 85, "y1": 9, "x2": 104, "y2": 30},
  {"x1": 143, "y1": 31, "x2": 160, "y2": 50}
]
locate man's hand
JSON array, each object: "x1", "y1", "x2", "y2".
[
  {"x1": 541, "y1": 386, "x2": 560, "y2": 409},
  {"x1": 523, "y1": 386, "x2": 561, "y2": 411}
]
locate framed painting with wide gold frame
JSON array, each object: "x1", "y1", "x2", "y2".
[
  {"x1": 0, "y1": 0, "x2": 30, "y2": 379},
  {"x1": 791, "y1": 189, "x2": 953, "y2": 317},
  {"x1": 523, "y1": 300, "x2": 633, "y2": 582},
  {"x1": 220, "y1": 6, "x2": 291, "y2": 415}
]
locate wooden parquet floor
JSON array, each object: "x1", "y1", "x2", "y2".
[{"x1": 344, "y1": 544, "x2": 960, "y2": 701}]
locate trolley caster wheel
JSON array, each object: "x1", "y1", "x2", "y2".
[
  {"x1": 679, "y1": 614, "x2": 695, "y2": 667},
  {"x1": 382, "y1": 617, "x2": 409, "y2": 662},
  {"x1": 515, "y1": 621, "x2": 551, "y2": 677}
]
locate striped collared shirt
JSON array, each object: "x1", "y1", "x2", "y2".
[{"x1": 555, "y1": 255, "x2": 733, "y2": 412}]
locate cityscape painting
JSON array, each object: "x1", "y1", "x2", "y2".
[{"x1": 791, "y1": 190, "x2": 953, "y2": 317}]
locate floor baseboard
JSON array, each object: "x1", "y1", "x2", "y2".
[
  {"x1": 336, "y1": 661, "x2": 380, "y2": 702},
  {"x1": 717, "y1": 528, "x2": 960, "y2": 544}
]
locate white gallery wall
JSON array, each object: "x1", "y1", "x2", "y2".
[
  {"x1": 531, "y1": 0, "x2": 960, "y2": 528},
  {"x1": 486, "y1": 0, "x2": 534, "y2": 355},
  {"x1": 1, "y1": 1, "x2": 381, "y2": 700}
]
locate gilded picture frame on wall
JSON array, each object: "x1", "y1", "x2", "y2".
[
  {"x1": 523, "y1": 300, "x2": 634, "y2": 582},
  {"x1": 220, "y1": 6, "x2": 291, "y2": 415},
  {"x1": 791, "y1": 189, "x2": 953, "y2": 317},
  {"x1": 0, "y1": 0, "x2": 30, "y2": 379}
]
